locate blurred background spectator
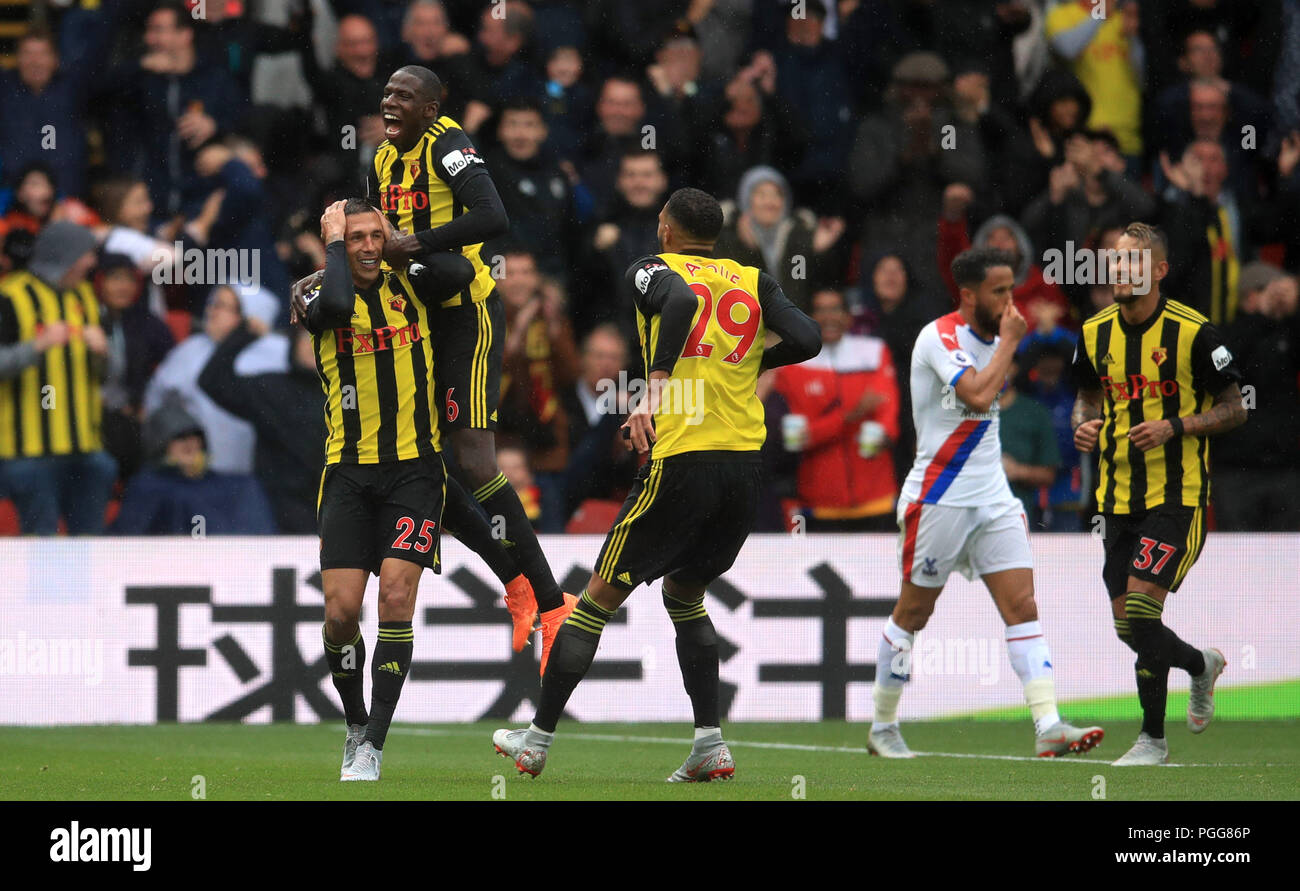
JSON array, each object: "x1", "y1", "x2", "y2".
[
  {"x1": 774, "y1": 288, "x2": 899, "y2": 532},
  {"x1": 714, "y1": 165, "x2": 845, "y2": 313},
  {"x1": 496, "y1": 246, "x2": 579, "y2": 532},
  {"x1": 110, "y1": 392, "x2": 275, "y2": 535},
  {"x1": 0, "y1": 222, "x2": 116, "y2": 534},
  {"x1": 998, "y1": 350, "x2": 1063, "y2": 530}
]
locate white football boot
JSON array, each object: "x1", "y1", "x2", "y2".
[
  {"x1": 1112, "y1": 732, "x2": 1169, "y2": 766},
  {"x1": 340, "y1": 723, "x2": 366, "y2": 778},
  {"x1": 1187, "y1": 648, "x2": 1226, "y2": 734},
  {"x1": 867, "y1": 724, "x2": 916, "y2": 758},
  {"x1": 341, "y1": 740, "x2": 382, "y2": 781}
]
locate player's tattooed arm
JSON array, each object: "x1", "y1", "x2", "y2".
[
  {"x1": 1071, "y1": 387, "x2": 1102, "y2": 429},
  {"x1": 1071, "y1": 387, "x2": 1104, "y2": 452},
  {"x1": 1128, "y1": 384, "x2": 1247, "y2": 451},
  {"x1": 1181, "y1": 383, "x2": 1248, "y2": 437}
]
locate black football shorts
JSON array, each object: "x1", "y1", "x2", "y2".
[
  {"x1": 594, "y1": 451, "x2": 763, "y2": 591},
  {"x1": 431, "y1": 292, "x2": 504, "y2": 432},
  {"x1": 1100, "y1": 505, "x2": 1206, "y2": 600},
  {"x1": 317, "y1": 454, "x2": 447, "y2": 576}
]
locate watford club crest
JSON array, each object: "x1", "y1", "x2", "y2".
[
  {"x1": 409, "y1": 160, "x2": 421, "y2": 180},
  {"x1": 1151, "y1": 347, "x2": 1168, "y2": 366},
  {"x1": 389, "y1": 293, "x2": 406, "y2": 312}
]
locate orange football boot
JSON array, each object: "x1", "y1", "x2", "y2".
[
  {"x1": 503, "y1": 575, "x2": 538, "y2": 653},
  {"x1": 538, "y1": 593, "x2": 579, "y2": 677}
]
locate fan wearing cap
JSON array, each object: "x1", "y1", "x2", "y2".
[{"x1": 0, "y1": 222, "x2": 118, "y2": 534}]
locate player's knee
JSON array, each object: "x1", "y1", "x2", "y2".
[
  {"x1": 459, "y1": 450, "x2": 499, "y2": 488},
  {"x1": 376, "y1": 577, "x2": 417, "y2": 619},
  {"x1": 323, "y1": 602, "x2": 359, "y2": 640},
  {"x1": 895, "y1": 603, "x2": 933, "y2": 631}
]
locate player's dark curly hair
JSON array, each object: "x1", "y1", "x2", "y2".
[
  {"x1": 951, "y1": 246, "x2": 1017, "y2": 290},
  {"x1": 665, "y1": 188, "x2": 723, "y2": 243}
]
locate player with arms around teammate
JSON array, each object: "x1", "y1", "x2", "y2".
[
  {"x1": 369, "y1": 64, "x2": 577, "y2": 668},
  {"x1": 1072, "y1": 222, "x2": 1245, "y2": 766},
  {"x1": 492, "y1": 188, "x2": 821, "y2": 780},
  {"x1": 304, "y1": 199, "x2": 474, "y2": 781},
  {"x1": 870, "y1": 247, "x2": 1104, "y2": 759}
]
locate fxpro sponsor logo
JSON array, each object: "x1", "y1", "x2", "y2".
[{"x1": 49, "y1": 822, "x2": 151, "y2": 872}]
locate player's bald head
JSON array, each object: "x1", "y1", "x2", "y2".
[{"x1": 395, "y1": 65, "x2": 443, "y2": 104}]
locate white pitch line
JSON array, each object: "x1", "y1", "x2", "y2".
[{"x1": 389, "y1": 727, "x2": 1282, "y2": 768}]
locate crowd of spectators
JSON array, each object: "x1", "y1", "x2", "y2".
[{"x1": 0, "y1": 0, "x2": 1297, "y2": 535}]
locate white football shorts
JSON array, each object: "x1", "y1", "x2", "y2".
[{"x1": 896, "y1": 496, "x2": 1032, "y2": 588}]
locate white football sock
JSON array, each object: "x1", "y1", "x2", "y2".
[
  {"x1": 693, "y1": 726, "x2": 723, "y2": 752},
  {"x1": 873, "y1": 618, "x2": 914, "y2": 727},
  {"x1": 525, "y1": 723, "x2": 555, "y2": 747},
  {"x1": 1006, "y1": 621, "x2": 1060, "y2": 734}
]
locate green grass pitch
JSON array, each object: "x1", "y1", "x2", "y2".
[{"x1": 2, "y1": 720, "x2": 1295, "y2": 801}]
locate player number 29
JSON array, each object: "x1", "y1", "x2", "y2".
[{"x1": 680, "y1": 283, "x2": 761, "y2": 364}]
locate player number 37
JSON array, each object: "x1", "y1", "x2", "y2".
[
  {"x1": 680, "y1": 283, "x2": 761, "y2": 364},
  {"x1": 1133, "y1": 536, "x2": 1176, "y2": 573}
]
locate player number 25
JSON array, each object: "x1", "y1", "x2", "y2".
[
  {"x1": 393, "y1": 517, "x2": 437, "y2": 553},
  {"x1": 680, "y1": 283, "x2": 761, "y2": 364},
  {"x1": 1133, "y1": 536, "x2": 1177, "y2": 573}
]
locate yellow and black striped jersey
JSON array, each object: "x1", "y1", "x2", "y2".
[
  {"x1": 628, "y1": 252, "x2": 821, "y2": 460},
  {"x1": 367, "y1": 116, "x2": 495, "y2": 308},
  {"x1": 0, "y1": 272, "x2": 102, "y2": 459},
  {"x1": 306, "y1": 268, "x2": 440, "y2": 465},
  {"x1": 1073, "y1": 296, "x2": 1242, "y2": 513}
]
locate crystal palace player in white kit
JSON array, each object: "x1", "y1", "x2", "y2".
[{"x1": 868, "y1": 247, "x2": 1104, "y2": 759}]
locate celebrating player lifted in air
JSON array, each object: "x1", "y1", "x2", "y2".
[
  {"x1": 492, "y1": 188, "x2": 821, "y2": 781},
  {"x1": 870, "y1": 247, "x2": 1104, "y2": 760},
  {"x1": 295, "y1": 66, "x2": 574, "y2": 669},
  {"x1": 302, "y1": 199, "x2": 474, "y2": 781},
  {"x1": 292, "y1": 64, "x2": 579, "y2": 672},
  {"x1": 1072, "y1": 222, "x2": 1245, "y2": 766}
]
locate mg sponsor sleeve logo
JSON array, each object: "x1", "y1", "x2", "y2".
[
  {"x1": 441, "y1": 148, "x2": 484, "y2": 178},
  {"x1": 635, "y1": 263, "x2": 669, "y2": 294},
  {"x1": 1211, "y1": 345, "x2": 1232, "y2": 371}
]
